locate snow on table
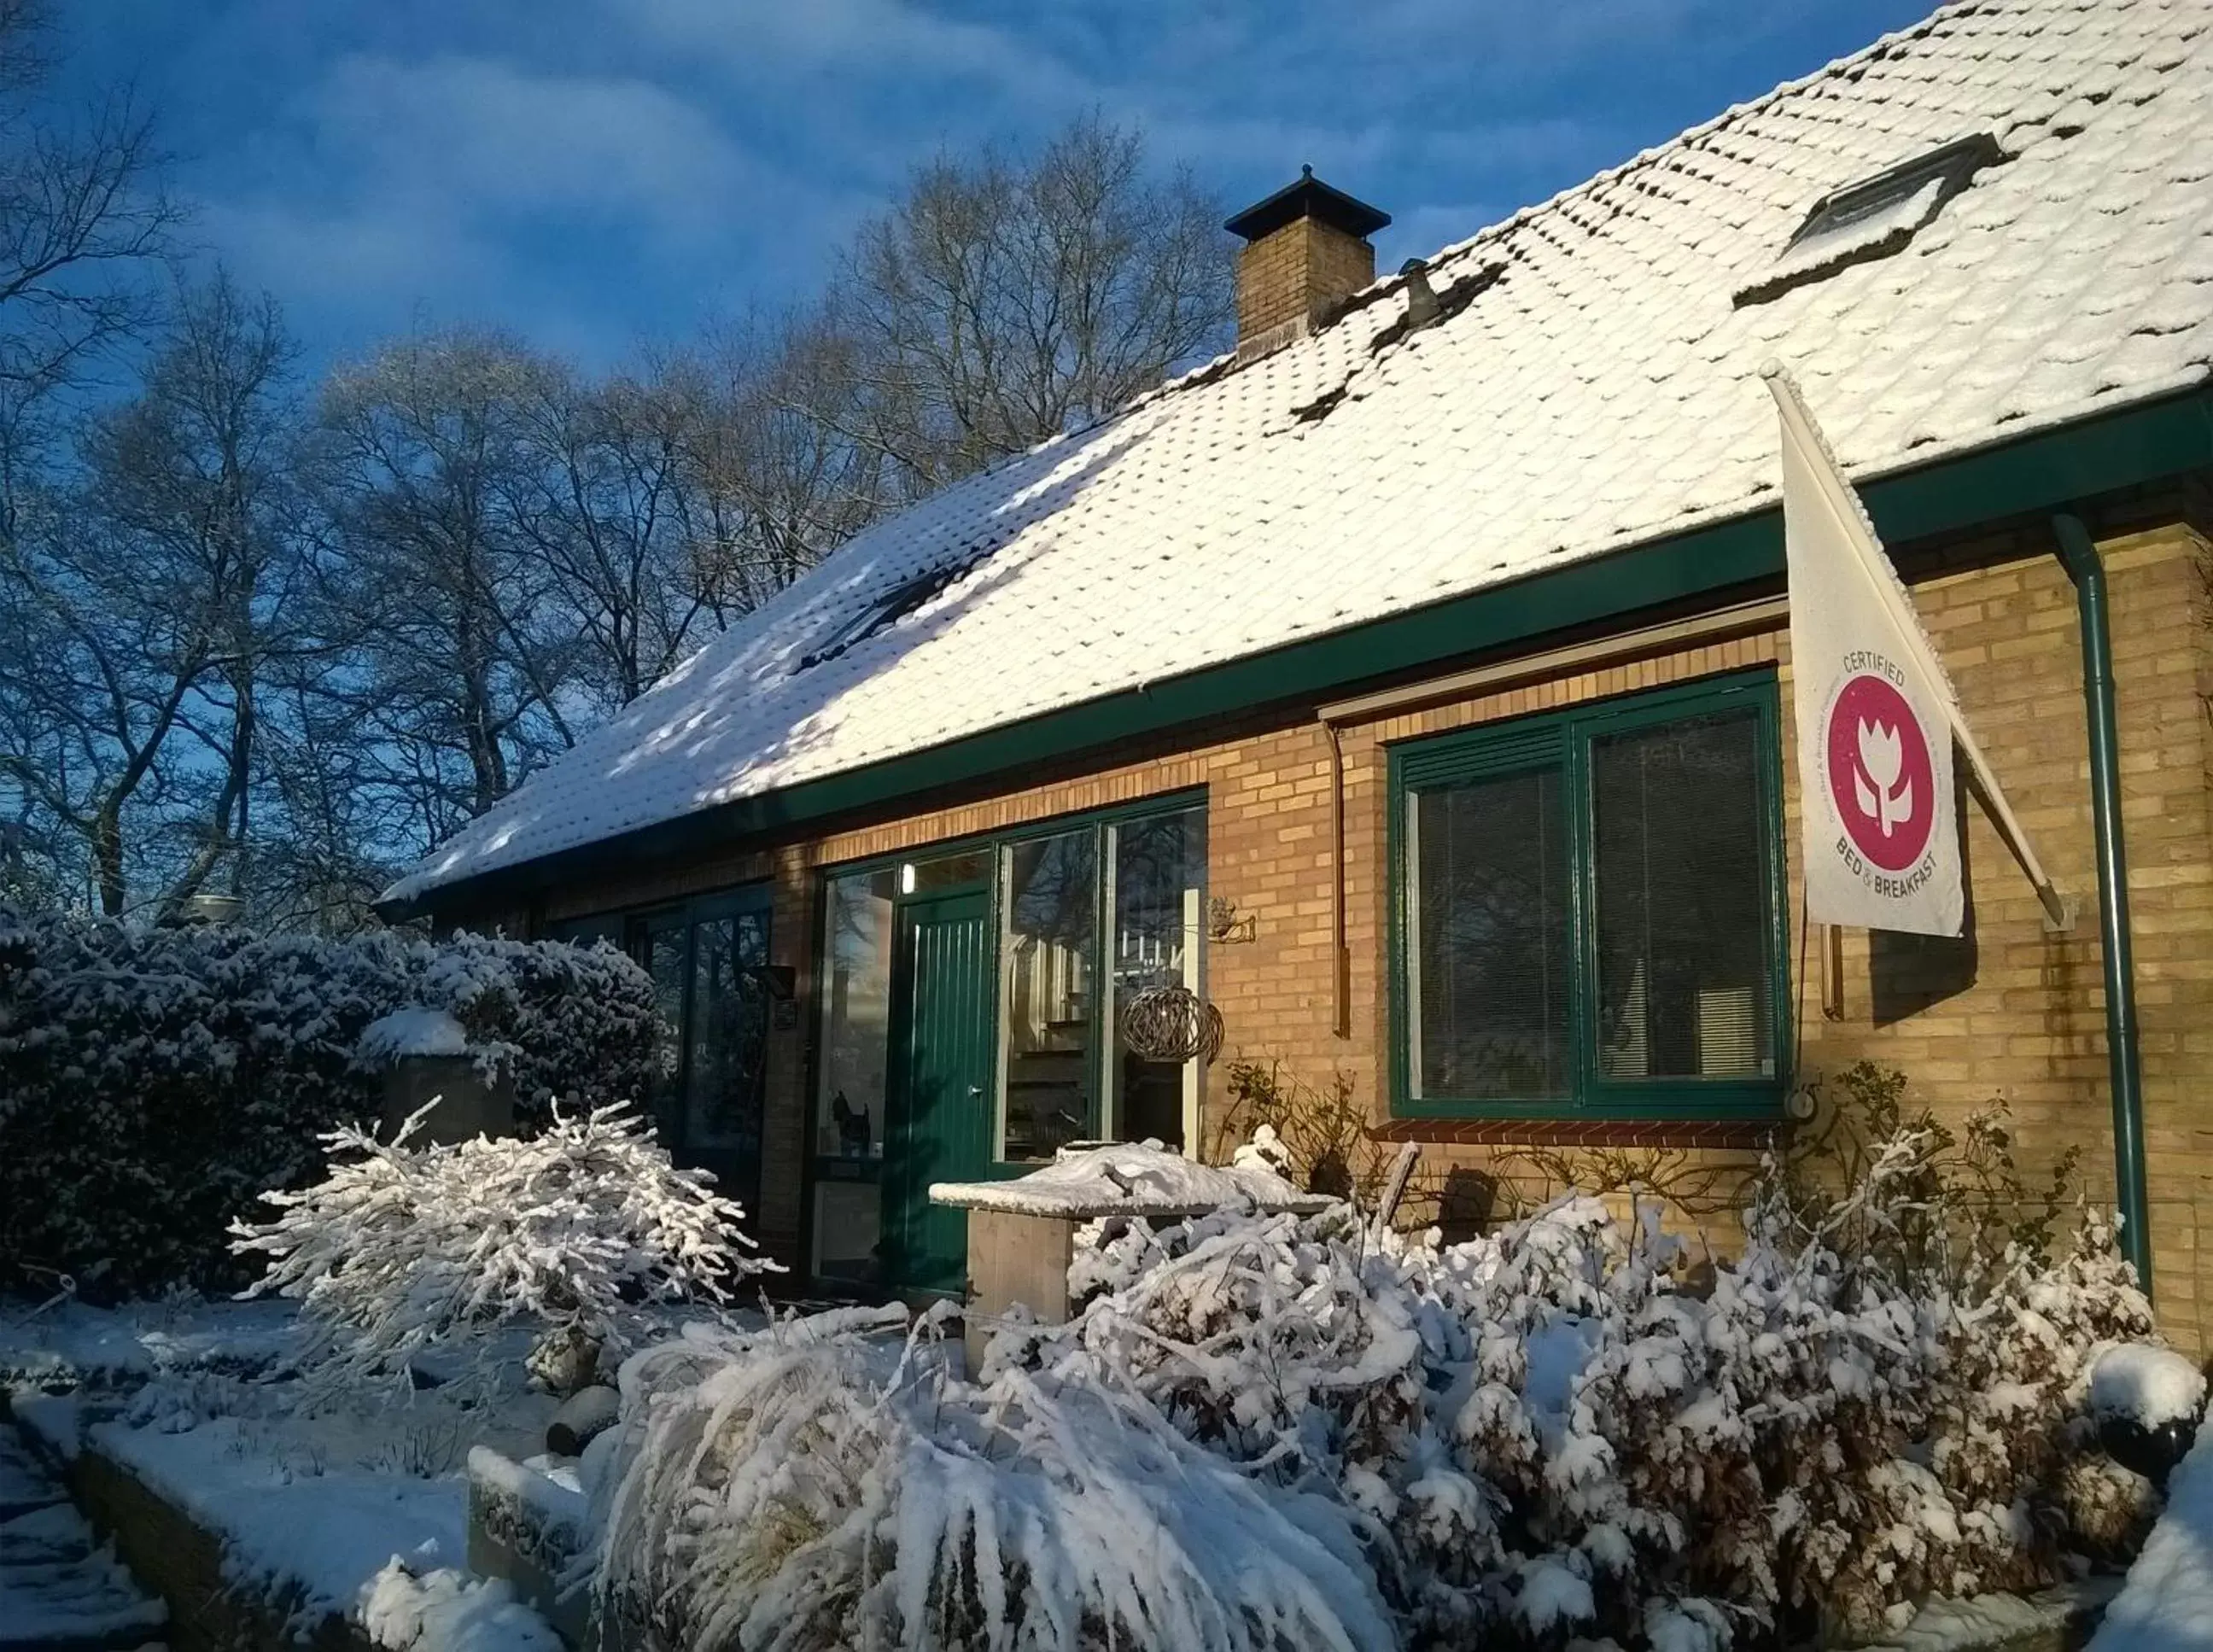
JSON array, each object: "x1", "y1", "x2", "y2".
[
  {"x1": 358, "y1": 1006, "x2": 472, "y2": 1065},
  {"x1": 2090, "y1": 1410, "x2": 2213, "y2": 1651},
  {"x1": 930, "y1": 1139, "x2": 1334, "y2": 1217}
]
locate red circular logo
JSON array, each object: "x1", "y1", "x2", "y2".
[{"x1": 1825, "y1": 673, "x2": 1936, "y2": 873}]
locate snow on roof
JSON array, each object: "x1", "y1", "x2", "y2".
[{"x1": 386, "y1": 0, "x2": 2213, "y2": 906}]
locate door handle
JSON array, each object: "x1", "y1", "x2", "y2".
[{"x1": 967, "y1": 1085, "x2": 984, "y2": 1098}]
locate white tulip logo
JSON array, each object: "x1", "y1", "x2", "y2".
[{"x1": 1853, "y1": 717, "x2": 1912, "y2": 837}]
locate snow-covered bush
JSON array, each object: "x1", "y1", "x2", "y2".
[
  {"x1": 593, "y1": 1307, "x2": 1398, "y2": 1652},
  {"x1": 592, "y1": 1102, "x2": 2169, "y2": 1652},
  {"x1": 360, "y1": 1559, "x2": 565, "y2": 1652},
  {"x1": 0, "y1": 904, "x2": 660, "y2": 1295},
  {"x1": 231, "y1": 1104, "x2": 769, "y2": 1403},
  {"x1": 1031, "y1": 1126, "x2": 2159, "y2": 1649}
]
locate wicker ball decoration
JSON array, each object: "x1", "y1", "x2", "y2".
[{"x1": 1117, "y1": 984, "x2": 1225, "y2": 1065}]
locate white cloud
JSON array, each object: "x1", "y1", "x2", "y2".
[
  {"x1": 300, "y1": 54, "x2": 765, "y2": 242},
  {"x1": 196, "y1": 48, "x2": 868, "y2": 359},
  {"x1": 630, "y1": 0, "x2": 1083, "y2": 101}
]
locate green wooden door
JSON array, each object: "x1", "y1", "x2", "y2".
[{"x1": 884, "y1": 888, "x2": 994, "y2": 1295}]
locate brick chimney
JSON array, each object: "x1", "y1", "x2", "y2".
[{"x1": 1224, "y1": 166, "x2": 1391, "y2": 359}]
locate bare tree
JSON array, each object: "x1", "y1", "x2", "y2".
[
  {"x1": 0, "y1": 277, "x2": 295, "y2": 916},
  {"x1": 504, "y1": 353, "x2": 718, "y2": 714},
  {"x1": 0, "y1": 495, "x2": 212, "y2": 915},
  {"x1": 834, "y1": 114, "x2": 1231, "y2": 494},
  {"x1": 506, "y1": 320, "x2": 896, "y2": 718},
  {"x1": 0, "y1": 3, "x2": 181, "y2": 534},
  {"x1": 307, "y1": 329, "x2": 578, "y2": 844},
  {"x1": 96, "y1": 276, "x2": 302, "y2": 918},
  {"x1": 671, "y1": 317, "x2": 891, "y2": 626},
  {"x1": 0, "y1": 3, "x2": 181, "y2": 912}
]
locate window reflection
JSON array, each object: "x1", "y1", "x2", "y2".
[
  {"x1": 689, "y1": 912, "x2": 770, "y2": 1154},
  {"x1": 640, "y1": 917, "x2": 690, "y2": 1140},
  {"x1": 998, "y1": 831, "x2": 1097, "y2": 1162},
  {"x1": 1106, "y1": 809, "x2": 1206, "y2": 1148},
  {"x1": 815, "y1": 868, "x2": 895, "y2": 1286}
]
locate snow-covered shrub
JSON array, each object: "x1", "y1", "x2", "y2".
[
  {"x1": 555, "y1": 1077, "x2": 2169, "y2": 1650},
  {"x1": 593, "y1": 1307, "x2": 1398, "y2": 1652},
  {"x1": 231, "y1": 1104, "x2": 768, "y2": 1403},
  {"x1": 409, "y1": 931, "x2": 661, "y2": 1119},
  {"x1": 0, "y1": 904, "x2": 660, "y2": 1294},
  {"x1": 1001, "y1": 1117, "x2": 2161, "y2": 1649}
]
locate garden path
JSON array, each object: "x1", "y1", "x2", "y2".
[{"x1": 0, "y1": 1423, "x2": 165, "y2": 1652}]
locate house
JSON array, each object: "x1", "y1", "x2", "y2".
[{"x1": 380, "y1": 0, "x2": 2213, "y2": 1346}]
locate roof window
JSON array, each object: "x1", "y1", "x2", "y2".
[
  {"x1": 795, "y1": 564, "x2": 964, "y2": 673},
  {"x1": 1734, "y1": 133, "x2": 2002, "y2": 307}
]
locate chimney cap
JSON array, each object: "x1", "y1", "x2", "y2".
[{"x1": 1224, "y1": 165, "x2": 1391, "y2": 243}]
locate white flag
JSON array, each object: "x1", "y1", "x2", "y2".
[{"x1": 1768, "y1": 367, "x2": 1964, "y2": 938}]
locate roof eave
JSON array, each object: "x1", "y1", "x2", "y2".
[{"x1": 379, "y1": 384, "x2": 2213, "y2": 925}]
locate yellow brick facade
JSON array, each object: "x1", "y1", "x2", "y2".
[
  {"x1": 479, "y1": 487, "x2": 2213, "y2": 1349},
  {"x1": 1235, "y1": 215, "x2": 1376, "y2": 342}
]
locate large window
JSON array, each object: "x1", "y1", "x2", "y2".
[
  {"x1": 998, "y1": 829, "x2": 1099, "y2": 1161},
  {"x1": 808, "y1": 797, "x2": 1207, "y2": 1289},
  {"x1": 548, "y1": 889, "x2": 774, "y2": 1208},
  {"x1": 1393, "y1": 673, "x2": 1785, "y2": 1118},
  {"x1": 996, "y1": 803, "x2": 1207, "y2": 1161}
]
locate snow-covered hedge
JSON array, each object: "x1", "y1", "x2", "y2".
[
  {"x1": 0, "y1": 906, "x2": 660, "y2": 1296},
  {"x1": 592, "y1": 1124, "x2": 2165, "y2": 1651}
]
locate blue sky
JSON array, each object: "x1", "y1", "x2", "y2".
[{"x1": 58, "y1": 0, "x2": 1935, "y2": 371}]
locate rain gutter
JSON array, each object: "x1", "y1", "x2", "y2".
[{"x1": 2051, "y1": 511, "x2": 2152, "y2": 1294}]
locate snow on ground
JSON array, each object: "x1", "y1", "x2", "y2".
[
  {"x1": 2092, "y1": 1345, "x2": 2209, "y2": 1432},
  {"x1": 2090, "y1": 1411, "x2": 2213, "y2": 1650},
  {"x1": 360, "y1": 1559, "x2": 563, "y2": 1652},
  {"x1": 1, "y1": 1293, "x2": 636, "y2": 1645},
  {"x1": 0, "y1": 1294, "x2": 298, "y2": 1390},
  {"x1": 0, "y1": 1497, "x2": 169, "y2": 1647},
  {"x1": 91, "y1": 1403, "x2": 524, "y2": 1620}
]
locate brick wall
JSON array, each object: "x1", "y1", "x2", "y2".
[
  {"x1": 1236, "y1": 216, "x2": 1376, "y2": 343},
  {"x1": 477, "y1": 487, "x2": 2213, "y2": 1346}
]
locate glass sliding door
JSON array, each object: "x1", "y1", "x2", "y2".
[
  {"x1": 638, "y1": 911, "x2": 692, "y2": 1146},
  {"x1": 811, "y1": 849, "x2": 992, "y2": 1291},
  {"x1": 805, "y1": 801, "x2": 1209, "y2": 1291},
  {"x1": 685, "y1": 902, "x2": 772, "y2": 1212},
  {"x1": 996, "y1": 829, "x2": 1098, "y2": 1162},
  {"x1": 1105, "y1": 807, "x2": 1206, "y2": 1149},
  {"x1": 587, "y1": 890, "x2": 774, "y2": 1216},
  {"x1": 814, "y1": 867, "x2": 896, "y2": 1287}
]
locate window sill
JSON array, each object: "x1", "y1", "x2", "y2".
[{"x1": 1369, "y1": 1116, "x2": 1785, "y2": 1151}]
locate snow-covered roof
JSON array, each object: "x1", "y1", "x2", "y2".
[{"x1": 386, "y1": 0, "x2": 2213, "y2": 908}]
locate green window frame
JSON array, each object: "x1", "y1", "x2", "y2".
[
  {"x1": 803, "y1": 791, "x2": 1208, "y2": 1291},
  {"x1": 1387, "y1": 669, "x2": 1790, "y2": 1121},
  {"x1": 545, "y1": 884, "x2": 776, "y2": 1211}
]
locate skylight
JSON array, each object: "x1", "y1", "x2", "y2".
[
  {"x1": 794, "y1": 565, "x2": 964, "y2": 673},
  {"x1": 1735, "y1": 133, "x2": 2003, "y2": 307}
]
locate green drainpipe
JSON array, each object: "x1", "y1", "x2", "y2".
[{"x1": 2052, "y1": 512, "x2": 2151, "y2": 1294}]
